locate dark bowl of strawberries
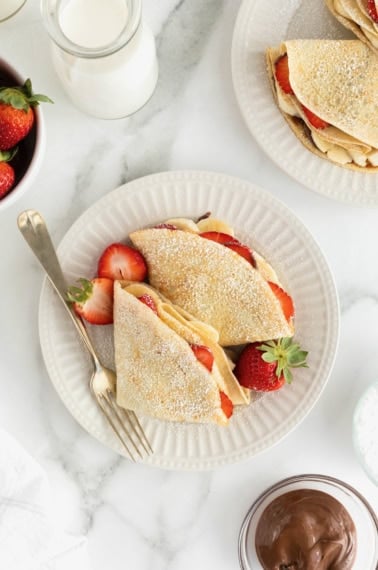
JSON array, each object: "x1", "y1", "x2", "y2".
[{"x1": 0, "y1": 57, "x2": 52, "y2": 210}]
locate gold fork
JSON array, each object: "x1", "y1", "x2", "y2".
[{"x1": 17, "y1": 209, "x2": 153, "y2": 462}]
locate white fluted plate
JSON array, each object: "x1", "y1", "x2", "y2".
[
  {"x1": 39, "y1": 171, "x2": 339, "y2": 470},
  {"x1": 231, "y1": 0, "x2": 378, "y2": 206}
]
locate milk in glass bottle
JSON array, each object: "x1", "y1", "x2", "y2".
[{"x1": 40, "y1": 0, "x2": 158, "y2": 119}]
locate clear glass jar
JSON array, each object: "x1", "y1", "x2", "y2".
[
  {"x1": 0, "y1": 0, "x2": 26, "y2": 22},
  {"x1": 40, "y1": 0, "x2": 158, "y2": 119}
]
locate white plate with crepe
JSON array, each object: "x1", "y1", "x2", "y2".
[
  {"x1": 231, "y1": 0, "x2": 378, "y2": 206},
  {"x1": 38, "y1": 171, "x2": 339, "y2": 470}
]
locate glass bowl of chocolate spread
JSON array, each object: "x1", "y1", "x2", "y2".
[{"x1": 238, "y1": 474, "x2": 378, "y2": 570}]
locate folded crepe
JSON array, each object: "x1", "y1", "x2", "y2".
[
  {"x1": 129, "y1": 217, "x2": 294, "y2": 346},
  {"x1": 266, "y1": 39, "x2": 378, "y2": 170},
  {"x1": 114, "y1": 281, "x2": 249, "y2": 425},
  {"x1": 325, "y1": 0, "x2": 378, "y2": 55}
]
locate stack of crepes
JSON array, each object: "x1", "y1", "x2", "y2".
[
  {"x1": 113, "y1": 216, "x2": 295, "y2": 426},
  {"x1": 266, "y1": 39, "x2": 378, "y2": 170},
  {"x1": 114, "y1": 281, "x2": 249, "y2": 426},
  {"x1": 325, "y1": 0, "x2": 378, "y2": 54}
]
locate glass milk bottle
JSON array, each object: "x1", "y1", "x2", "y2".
[
  {"x1": 0, "y1": 0, "x2": 27, "y2": 21},
  {"x1": 40, "y1": 0, "x2": 158, "y2": 119}
]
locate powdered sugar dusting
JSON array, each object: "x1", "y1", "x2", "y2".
[
  {"x1": 130, "y1": 228, "x2": 292, "y2": 346},
  {"x1": 113, "y1": 283, "x2": 225, "y2": 424}
]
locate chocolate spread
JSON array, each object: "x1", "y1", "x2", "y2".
[{"x1": 255, "y1": 489, "x2": 356, "y2": 570}]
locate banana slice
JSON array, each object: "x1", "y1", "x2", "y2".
[
  {"x1": 165, "y1": 218, "x2": 200, "y2": 233},
  {"x1": 254, "y1": 251, "x2": 279, "y2": 284},
  {"x1": 196, "y1": 217, "x2": 235, "y2": 236}
]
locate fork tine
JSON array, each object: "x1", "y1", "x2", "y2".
[
  {"x1": 107, "y1": 390, "x2": 153, "y2": 456},
  {"x1": 97, "y1": 394, "x2": 138, "y2": 461},
  {"x1": 104, "y1": 392, "x2": 145, "y2": 460},
  {"x1": 127, "y1": 410, "x2": 154, "y2": 455}
]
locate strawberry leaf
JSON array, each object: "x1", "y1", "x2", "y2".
[
  {"x1": 256, "y1": 337, "x2": 308, "y2": 384},
  {"x1": 0, "y1": 79, "x2": 53, "y2": 110},
  {"x1": 261, "y1": 351, "x2": 278, "y2": 363},
  {"x1": 288, "y1": 349, "x2": 309, "y2": 366},
  {"x1": 283, "y1": 367, "x2": 293, "y2": 384},
  {"x1": 67, "y1": 278, "x2": 93, "y2": 303},
  {"x1": 0, "y1": 148, "x2": 17, "y2": 162}
]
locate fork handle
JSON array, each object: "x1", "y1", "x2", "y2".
[{"x1": 17, "y1": 209, "x2": 100, "y2": 367}]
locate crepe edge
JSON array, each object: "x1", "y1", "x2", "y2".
[
  {"x1": 114, "y1": 281, "x2": 235, "y2": 425},
  {"x1": 324, "y1": 0, "x2": 378, "y2": 57},
  {"x1": 265, "y1": 45, "x2": 378, "y2": 173}
]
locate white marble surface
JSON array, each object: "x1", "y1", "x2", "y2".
[{"x1": 1, "y1": 0, "x2": 378, "y2": 568}]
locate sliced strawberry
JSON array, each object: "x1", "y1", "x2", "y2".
[
  {"x1": 153, "y1": 223, "x2": 178, "y2": 230},
  {"x1": 234, "y1": 338, "x2": 308, "y2": 392},
  {"x1": 138, "y1": 293, "x2": 158, "y2": 314},
  {"x1": 67, "y1": 277, "x2": 113, "y2": 325},
  {"x1": 220, "y1": 391, "x2": 233, "y2": 419},
  {"x1": 97, "y1": 243, "x2": 147, "y2": 282},
  {"x1": 190, "y1": 344, "x2": 214, "y2": 372},
  {"x1": 200, "y1": 231, "x2": 256, "y2": 267},
  {"x1": 199, "y1": 231, "x2": 236, "y2": 244},
  {"x1": 226, "y1": 242, "x2": 256, "y2": 267},
  {"x1": 301, "y1": 105, "x2": 329, "y2": 130},
  {"x1": 368, "y1": 0, "x2": 378, "y2": 23},
  {"x1": 274, "y1": 54, "x2": 293, "y2": 95},
  {"x1": 268, "y1": 281, "x2": 294, "y2": 321}
]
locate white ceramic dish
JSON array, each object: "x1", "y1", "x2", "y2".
[
  {"x1": 0, "y1": 57, "x2": 45, "y2": 212},
  {"x1": 231, "y1": 0, "x2": 378, "y2": 206},
  {"x1": 38, "y1": 170, "x2": 339, "y2": 470}
]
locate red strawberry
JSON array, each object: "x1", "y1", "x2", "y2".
[
  {"x1": 190, "y1": 344, "x2": 214, "y2": 372},
  {"x1": 368, "y1": 0, "x2": 378, "y2": 22},
  {"x1": 138, "y1": 293, "x2": 158, "y2": 314},
  {"x1": 97, "y1": 243, "x2": 148, "y2": 282},
  {"x1": 220, "y1": 391, "x2": 233, "y2": 419},
  {"x1": 0, "y1": 79, "x2": 52, "y2": 150},
  {"x1": 0, "y1": 149, "x2": 16, "y2": 198},
  {"x1": 234, "y1": 338, "x2": 308, "y2": 392},
  {"x1": 268, "y1": 281, "x2": 294, "y2": 321},
  {"x1": 200, "y1": 231, "x2": 256, "y2": 267},
  {"x1": 301, "y1": 105, "x2": 329, "y2": 130},
  {"x1": 67, "y1": 277, "x2": 114, "y2": 325},
  {"x1": 226, "y1": 242, "x2": 256, "y2": 266},
  {"x1": 199, "y1": 231, "x2": 236, "y2": 244},
  {"x1": 274, "y1": 54, "x2": 294, "y2": 95}
]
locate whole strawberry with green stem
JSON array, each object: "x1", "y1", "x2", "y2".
[
  {"x1": 0, "y1": 78, "x2": 52, "y2": 150},
  {"x1": 234, "y1": 337, "x2": 308, "y2": 392}
]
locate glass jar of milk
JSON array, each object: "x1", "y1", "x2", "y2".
[
  {"x1": 40, "y1": 0, "x2": 158, "y2": 119},
  {"x1": 0, "y1": 0, "x2": 27, "y2": 21}
]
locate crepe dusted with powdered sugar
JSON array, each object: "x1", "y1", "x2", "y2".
[
  {"x1": 129, "y1": 217, "x2": 294, "y2": 346},
  {"x1": 325, "y1": 0, "x2": 378, "y2": 55},
  {"x1": 266, "y1": 39, "x2": 378, "y2": 170},
  {"x1": 114, "y1": 281, "x2": 249, "y2": 425}
]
